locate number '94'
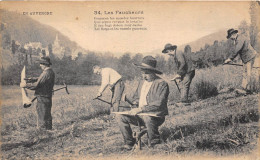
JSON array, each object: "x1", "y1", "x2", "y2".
[{"x1": 94, "y1": 11, "x2": 102, "y2": 15}]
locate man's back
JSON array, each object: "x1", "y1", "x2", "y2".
[
  {"x1": 101, "y1": 68, "x2": 122, "y2": 85},
  {"x1": 34, "y1": 68, "x2": 55, "y2": 97},
  {"x1": 175, "y1": 52, "x2": 195, "y2": 76},
  {"x1": 231, "y1": 34, "x2": 257, "y2": 63}
]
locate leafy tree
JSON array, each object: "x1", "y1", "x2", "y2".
[
  {"x1": 2, "y1": 32, "x2": 11, "y2": 49},
  {"x1": 238, "y1": 20, "x2": 249, "y2": 37},
  {"x1": 11, "y1": 40, "x2": 16, "y2": 54},
  {"x1": 155, "y1": 55, "x2": 167, "y2": 73},
  {"x1": 249, "y1": 1, "x2": 259, "y2": 52},
  {"x1": 118, "y1": 53, "x2": 135, "y2": 80}
]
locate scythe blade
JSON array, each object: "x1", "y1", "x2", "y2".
[{"x1": 21, "y1": 66, "x2": 32, "y2": 107}]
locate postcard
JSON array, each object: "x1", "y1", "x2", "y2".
[{"x1": 1, "y1": 1, "x2": 259, "y2": 159}]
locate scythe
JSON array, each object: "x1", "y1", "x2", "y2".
[{"x1": 21, "y1": 66, "x2": 32, "y2": 108}]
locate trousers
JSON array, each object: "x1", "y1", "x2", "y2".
[
  {"x1": 242, "y1": 58, "x2": 255, "y2": 91},
  {"x1": 180, "y1": 70, "x2": 195, "y2": 102},
  {"x1": 111, "y1": 80, "x2": 125, "y2": 112},
  {"x1": 36, "y1": 96, "x2": 52, "y2": 130},
  {"x1": 116, "y1": 115, "x2": 165, "y2": 146}
]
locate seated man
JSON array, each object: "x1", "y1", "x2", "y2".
[{"x1": 116, "y1": 56, "x2": 169, "y2": 149}]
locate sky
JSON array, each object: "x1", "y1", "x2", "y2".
[{"x1": 2, "y1": 1, "x2": 251, "y2": 55}]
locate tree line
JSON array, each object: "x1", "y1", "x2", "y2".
[{"x1": 1, "y1": 2, "x2": 259, "y2": 85}]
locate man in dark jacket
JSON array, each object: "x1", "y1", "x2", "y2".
[
  {"x1": 116, "y1": 56, "x2": 169, "y2": 150},
  {"x1": 224, "y1": 29, "x2": 257, "y2": 93},
  {"x1": 162, "y1": 44, "x2": 195, "y2": 104},
  {"x1": 20, "y1": 56, "x2": 55, "y2": 130}
]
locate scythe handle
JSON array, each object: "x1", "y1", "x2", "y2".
[
  {"x1": 223, "y1": 63, "x2": 260, "y2": 68},
  {"x1": 174, "y1": 79, "x2": 181, "y2": 93}
]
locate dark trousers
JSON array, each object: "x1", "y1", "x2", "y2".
[
  {"x1": 36, "y1": 96, "x2": 52, "y2": 130},
  {"x1": 111, "y1": 80, "x2": 125, "y2": 112},
  {"x1": 116, "y1": 115, "x2": 165, "y2": 146},
  {"x1": 180, "y1": 70, "x2": 195, "y2": 102}
]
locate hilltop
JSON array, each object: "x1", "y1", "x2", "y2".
[
  {"x1": 178, "y1": 29, "x2": 227, "y2": 52},
  {"x1": 147, "y1": 29, "x2": 227, "y2": 56},
  {"x1": 0, "y1": 9, "x2": 87, "y2": 68},
  {"x1": 1, "y1": 9, "x2": 78, "y2": 50}
]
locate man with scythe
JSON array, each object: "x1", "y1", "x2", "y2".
[
  {"x1": 162, "y1": 44, "x2": 195, "y2": 106},
  {"x1": 223, "y1": 28, "x2": 258, "y2": 94},
  {"x1": 93, "y1": 65, "x2": 125, "y2": 113},
  {"x1": 20, "y1": 56, "x2": 55, "y2": 130}
]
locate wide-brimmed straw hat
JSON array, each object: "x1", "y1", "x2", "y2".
[
  {"x1": 37, "y1": 56, "x2": 52, "y2": 65},
  {"x1": 134, "y1": 56, "x2": 162, "y2": 74},
  {"x1": 162, "y1": 43, "x2": 177, "y2": 53},
  {"x1": 226, "y1": 28, "x2": 238, "y2": 39}
]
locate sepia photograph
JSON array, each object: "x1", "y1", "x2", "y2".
[{"x1": 0, "y1": 1, "x2": 259, "y2": 159}]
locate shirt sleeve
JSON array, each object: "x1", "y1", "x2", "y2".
[
  {"x1": 125, "y1": 81, "x2": 141, "y2": 105},
  {"x1": 26, "y1": 71, "x2": 49, "y2": 90},
  {"x1": 229, "y1": 37, "x2": 245, "y2": 60},
  {"x1": 140, "y1": 82, "x2": 169, "y2": 112},
  {"x1": 98, "y1": 69, "x2": 109, "y2": 94}
]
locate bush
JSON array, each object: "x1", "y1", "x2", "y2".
[{"x1": 193, "y1": 80, "x2": 218, "y2": 99}]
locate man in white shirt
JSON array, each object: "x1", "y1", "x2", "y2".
[{"x1": 93, "y1": 66, "x2": 125, "y2": 112}]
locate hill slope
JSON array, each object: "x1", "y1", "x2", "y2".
[
  {"x1": 1, "y1": 9, "x2": 78, "y2": 49},
  {"x1": 0, "y1": 9, "x2": 88, "y2": 68},
  {"x1": 147, "y1": 29, "x2": 227, "y2": 55},
  {"x1": 178, "y1": 29, "x2": 227, "y2": 52}
]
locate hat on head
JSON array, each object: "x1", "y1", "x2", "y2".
[
  {"x1": 162, "y1": 43, "x2": 177, "y2": 53},
  {"x1": 134, "y1": 56, "x2": 162, "y2": 74},
  {"x1": 37, "y1": 56, "x2": 52, "y2": 65},
  {"x1": 226, "y1": 28, "x2": 238, "y2": 39}
]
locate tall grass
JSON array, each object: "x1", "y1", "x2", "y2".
[
  {"x1": 1, "y1": 65, "x2": 259, "y2": 158},
  {"x1": 166, "y1": 65, "x2": 259, "y2": 102},
  {"x1": 1, "y1": 85, "x2": 111, "y2": 136},
  {"x1": 1, "y1": 65, "x2": 258, "y2": 135}
]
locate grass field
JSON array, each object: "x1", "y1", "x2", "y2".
[{"x1": 1, "y1": 65, "x2": 259, "y2": 159}]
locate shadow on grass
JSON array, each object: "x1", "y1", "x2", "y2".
[{"x1": 196, "y1": 139, "x2": 234, "y2": 150}]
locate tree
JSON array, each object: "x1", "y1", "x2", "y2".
[
  {"x1": 2, "y1": 32, "x2": 11, "y2": 49},
  {"x1": 64, "y1": 47, "x2": 71, "y2": 57},
  {"x1": 249, "y1": 2, "x2": 259, "y2": 52},
  {"x1": 118, "y1": 53, "x2": 135, "y2": 80},
  {"x1": 48, "y1": 44, "x2": 55, "y2": 59},
  {"x1": 131, "y1": 53, "x2": 143, "y2": 78},
  {"x1": 155, "y1": 55, "x2": 167, "y2": 73},
  {"x1": 11, "y1": 40, "x2": 16, "y2": 54},
  {"x1": 204, "y1": 44, "x2": 210, "y2": 50},
  {"x1": 238, "y1": 20, "x2": 249, "y2": 37}
]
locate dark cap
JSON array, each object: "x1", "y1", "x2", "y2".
[
  {"x1": 162, "y1": 43, "x2": 177, "y2": 53},
  {"x1": 226, "y1": 28, "x2": 238, "y2": 39},
  {"x1": 37, "y1": 56, "x2": 52, "y2": 65},
  {"x1": 134, "y1": 56, "x2": 162, "y2": 74}
]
